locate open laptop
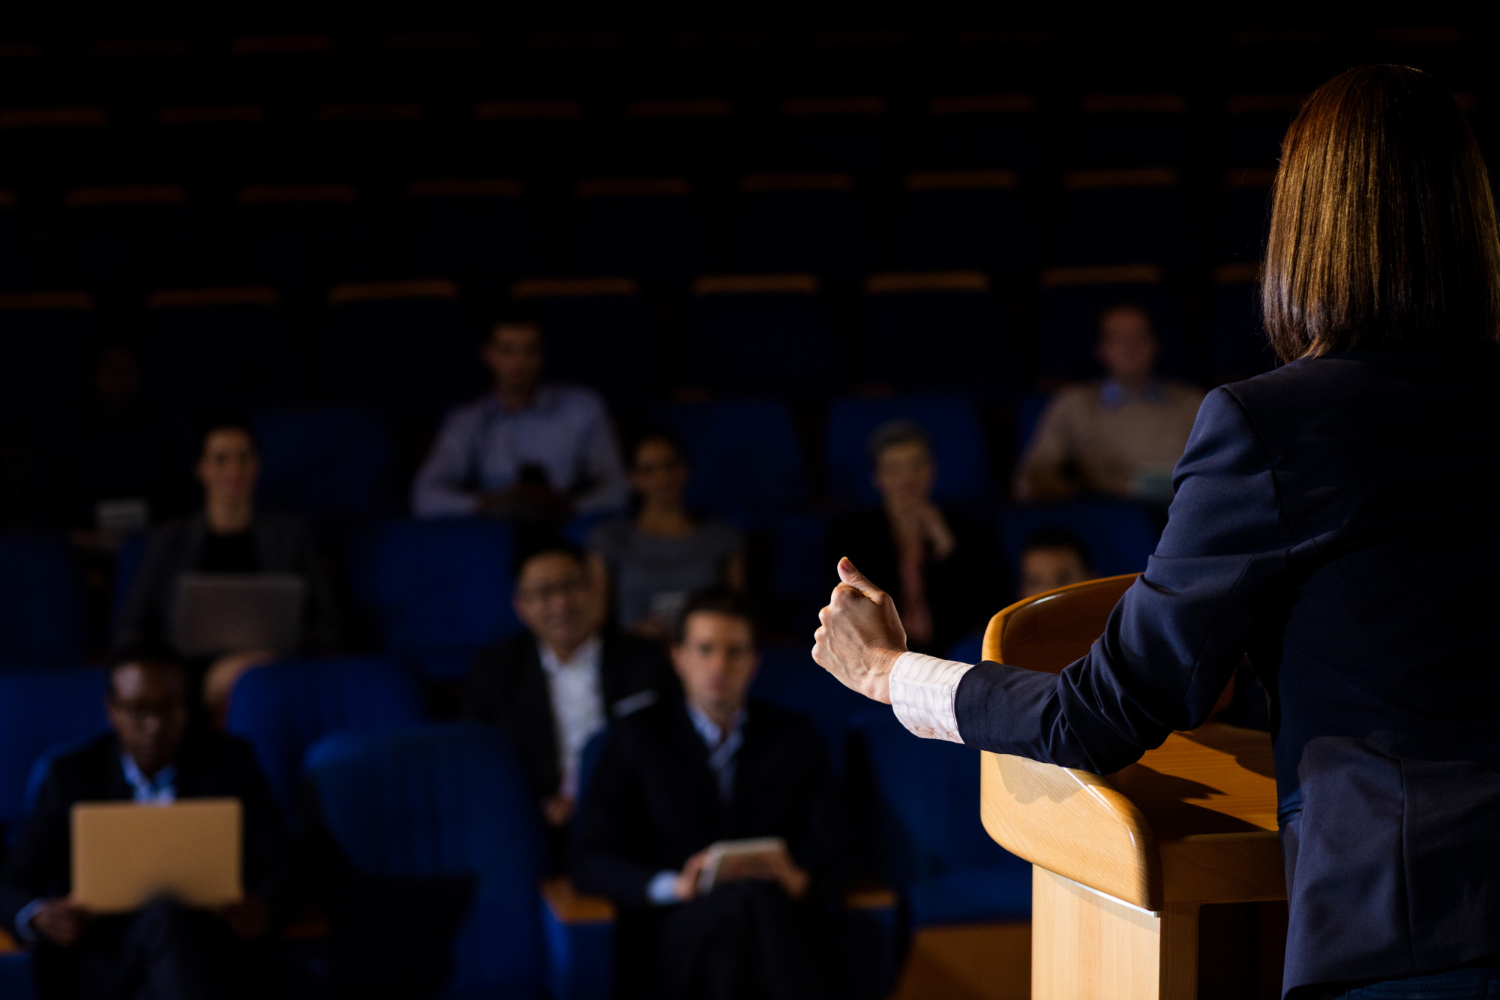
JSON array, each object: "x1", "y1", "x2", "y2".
[
  {"x1": 71, "y1": 799, "x2": 243, "y2": 914},
  {"x1": 171, "y1": 573, "x2": 305, "y2": 658}
]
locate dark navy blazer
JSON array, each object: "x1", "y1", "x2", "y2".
[{"x1": 955, "y1": 346, "x2": 1500, "y2": 995}]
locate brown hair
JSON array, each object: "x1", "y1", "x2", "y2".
[{"x1": 1263, "y1": 65, "x2": 1500, "y2": 362}]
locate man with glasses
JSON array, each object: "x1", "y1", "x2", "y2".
[
  {"x1": 465, "y1": 539, "x2": 673, "y2": 867},
  {"x1": 0, "y1": 646, "x2": 296, "y2": 1000}
]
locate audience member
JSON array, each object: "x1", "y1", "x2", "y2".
[
  {"x1": 1017, "y1": 526, "x2": 1095, "y2": 598},
  {"x1": 464, "y1": 539, "x2": 673, "y2": 866},
  {"x1": 1016, "y1": 304, "x2": 1205, "y2": 504},
  {"x1": 24, "y1": 342, "x2": 188, "y2": 541},
  {"x1": 114, "y1": 420, "x2": 338, "y2": 717},
  {"x1": 0, "y1": 647, "x2": 300, "y2": 1000},
  {"x1": 410, "y1": 310, "x2": 629, "y2": 528},
  {"x1": 588, "y1": 430, "x2": 744, "y2": 640},
  {"x1": 827, "y1": 421, "x2": 995, "y2": 654},
  {"x1": 574, "y1": 588, "x2": 848, "y2": 1000}
]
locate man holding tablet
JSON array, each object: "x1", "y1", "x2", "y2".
[{"x1": 0, "y1": 646, "x2": 297, "y2": 1000}]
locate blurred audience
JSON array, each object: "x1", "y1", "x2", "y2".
[
  {"x1": 464, "y1": 539, "x2": 673, "y2": 867},
  {"x1": 0, "y1": 647, "x2": 299, "y2": 1000},
  {"x1": 1016, "y1": 304, "x2": 1205, "y2": 505},
  {"x1": 827, "y1": 421, "x2": 995, "y2": 654},
  {"x1": 588, "y1": 430, "x2": 744, "y2": 641},
  {"x1": 574, "y1": 588, "x2": 847, "y2": 1000},
  {"x1": 114, "y1": 421, "x2": 338, "y2": 718},
  {"x1": 1017, "y1": 526, "x2": 1095, "y2": 599},
  {"x1": 411, "y1": 310, "x2": 629, "y2": 530},
  {"x1": 24, "y1": 343, "x2": 187, "y2": 544}
]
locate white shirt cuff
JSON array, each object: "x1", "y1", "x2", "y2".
[
  {"x1": 646, "y1": 870, "x2": 681, "y2": 906},
  {"x1": 889, "y1": 652, "x2": 974, "y2": 744}
]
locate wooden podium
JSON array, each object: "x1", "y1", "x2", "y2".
[{"x1": 978, "y1": 575, "x2": 1286, "y2": 1000}]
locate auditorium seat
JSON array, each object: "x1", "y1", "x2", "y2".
[
  {"x1": 1224, "y1": 94, "x2": 1302, "y2": 169},
  {"x1": 251, "y1": 406, "x2": 399, "y2": 523},
  {"x1": 63, "y1": 185, "x2": 198, "y2": 295},
  {"x1": 766, "y1": 96, "x2": 891, "y2": 175},
  {"x1": 0, "y1": 293, "x2": 96, "y2": 433},
  {"x1": 0, "y1": 535, "x2": 85, "y2": 668},
  {"x1": 145, "y1": 287, "x2": 301, "y2": 419},
  {"x1": 1056, "y1": 169, "x2": 1195, "y2": 270},
  {"x1": 1034, "y1": 265, "x2": 1192, "y2": 382},
  {"x1": 349, "y1": 518, "x2": 522, "y2": 680},
  {"x1": 405, "y1": 179, "x2": 541, "y2": 295},
  {"x1": 0, "y1": 107, "x2": 111, "y2": 194},
  {"x1": 918, "y1": 94, "x2": 1039, "y2": 173},
  {"x1": 0, "y1": 667, "x2": 108, "y2": 842},
  {"x1": 897, "y1": 170, "x2": 1034, "y2": 275},
  {"x1": 224, "y1": 656, "x2": 424, "y2": 818},
  {"x1": 1070, "y1": 93, "x2": 1190, "y2": 169},
  {"x1": 750, "y1": 644, "x2": 872, "y2": 775},
  {"x1": 1220, "y1": 168, "x2": 1275, "y2": 264},
  {"x1": 150, "y1": 105, "x2": 270, "y2": 188},
  {"x1": 825, "y1": 394, "x2": 993, "y2": 508},
  {"x1": 232, "y1": 183, "x2": 373, "y2": 293},
  {"x1": 469, "y1": 99, "x2": 587, "y2": 181},
  {"x1": 572, "y1": 177, "x2": 708, "y2": 284},
  {"x1": 767, "y1": 512, "x2": 829, "y2": 632},
  {"x1": 684, "y1": 274, "x2": 843, "y2": 396},
  {"x1": 324, "y1": 280, "x2": 484, "y2": 426},
  {"x1": 1209, "y1": 264, "x2": 1276, "y2": 382},
  {"x1": 649, "y1": 398, "x2": 807, "y2": 515},
  {"x1": 311, "y1": 102, "x2": 430, "y2": 184},
  {"x1": 852, "y1": 708, "x2": 1032, "y2": 927},
  {"x1": 734, "y1": 174, "x2": 870, "y2": 279},
  {"x1": 512, "y1": 278, "x2": 660, "y2": 405},
  {"x1": 0, "y1": 952, "x2": 33, "y2": 999},
  {"x1": 860, "y1": 272, "x2": 1018, "y2": 398},
  {"x1": 0, "y1": 190, "x2": 33, "y2": 289},
  {"x1": 609, "y1": 99, "x2": 738, "y2": 178},
  {"x1": 306, "y1": 725, "x2": 608, "y2": 999},
  {"x1": 997, "y1": 498, "x2": 1163, "y2": 581}
]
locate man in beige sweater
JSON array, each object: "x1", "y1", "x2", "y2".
[{"x1": 1016, "y1": 304, "x2": 1205, "y2": 504}]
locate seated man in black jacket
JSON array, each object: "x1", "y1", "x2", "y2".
[
  {"x1": 465, "y1": 538, "x2": 672, "y2": 863},
  {"x1": 574, "y1": 588, "x2": 848, "y2": 1000},
  {"x1": 0, "y1": 646, "x2": 298, "y2": 1000}
]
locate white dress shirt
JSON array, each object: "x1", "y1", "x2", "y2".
[
  {"x1": 538, "y1": 635, "x2": 607, "y2": 801},
  {"x1": 889, "y1": 651, "x2": 974, "y2": 744}
]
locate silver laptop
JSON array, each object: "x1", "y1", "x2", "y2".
[{"x1": 171, "y1": 573, "x2": 305, "y2": 658}]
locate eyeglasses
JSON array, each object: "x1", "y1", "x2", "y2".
[{"x1": 516, "y1": 578, "x2": 589, "y2": 603}]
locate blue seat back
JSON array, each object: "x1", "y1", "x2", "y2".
[
  {"x1": 861, "y1": 280, "x2": 1018, "y2": 399},
  {"x1": 749, "y1": 645, "x2": 871, "y2": 775},
  {"x1": 67, "y1": 197, "x2": 199, "y2": 294},
  {"x1": 1209, "y1": 276, "x2": 1277, "y2": 380},
  {"x1": 1057, "y1": 183, "x2": 1194, "y2": 270},
  {"x1": 998, "y1": 499, "x2": 1162, "y2": 582},
  {"x1": 1220, "y1": 178, "x2": 1273, "y2": 264},
  {"x1": 326, "y1": 291, "x2": 484, "y2": 426},
  {"x1": 573, "y1": 186, "x2": 708, "y2": 282},
  {"x1": 825, "y1": 394, "x2": 992, "y2": 507},
  {"x1": 234, "y1": 194, "x2": 373, "y2": 292},
  {"x1": 406, "y1": 184, "x2": 542, "y2": 292},
  {"x1": 0, "y1": 667, "x2": 108, "y2": 828},
  {"x1": 650, "y1": 399, "x2": 807, "y2": 515},
  {"x1": 252, "y1": 406, "x2": 399, "y2": 520},
  {"x1": 897, "y1": 183, "x2": 1034, "y2": 274},
  {"x1": 0, "y1": 297, "x2": 96, "y2": 430},
  {"x1": 1034, "y1": 274, "x2": 1191, "y2": 382},
  {"x1": 918, "y1": 109, "x2": 1039, "y2": 173},
  {"x1": 531, "y1": 286, "x2": 660, "y2": 405},
  {"x1": 0, "y1": 200, "x2": 35, "y2": 290},
  {"x1": 350, "y1": 518, "x2": 521, "y2": 680},
  {"x1": 735, "y1": 186, "x2": 870, "y2": 278},
  {"x1": 685, "y1": 282, "x2": 843, "y2": 396},
  {"x1": 225, "y1": 656, "x2": 424, "y2": 815},
  {"x1": 146, "y1": 294, "x2": 301, "y2": 417},
  {"x1": 1070, "y1": 108, "x2": 1189, "y2": 169},
  {"x1": 0, "y1": 535, "x2": 84, "y2": 668},
  {"x1": 306, "y1": 725, "x2": 546, "y2": 996}
]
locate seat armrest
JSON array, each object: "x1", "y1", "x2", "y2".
[
  {"x1": 0, "y1": 929, "x2": 20, "y2": 954},
  {"x1": 541, "y1": 876, "x2": 616, "y2": 923},
  {"x1": 540, "y1": 878, "x2": 614, "y2": 1000}
]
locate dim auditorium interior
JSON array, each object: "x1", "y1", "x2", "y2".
[{"x1": 0, "y1": 19, "x2": 1486, "y2": 1000}]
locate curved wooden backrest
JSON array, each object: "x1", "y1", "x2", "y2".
[{"x1": 977, "y1": 573, "x2": 1164, "y2": 910}]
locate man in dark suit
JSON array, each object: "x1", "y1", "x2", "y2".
[
  {"x1": 465, "y1": 539, "x2": 672, "y2": 861},
  {"x1": 0, "y1": 646, "x2": 299, "y2": 1000},
  {"x1": 574, "y1": 588, "x2": 849, "y2": 1000}
]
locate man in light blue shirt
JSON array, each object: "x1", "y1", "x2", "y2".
[{"x1": 411, "y1": 313, "x2": 629, "y2": 521}]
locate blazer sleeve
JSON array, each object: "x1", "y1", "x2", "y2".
[
  {"x1": 570, "y1": 728, "x2": 658, "y2": 908},
  {"x1": 955, "y1": 387, "x2": 1296, "y2": 774},
  {"x1": 0, "y1": 763, "x2": 74, "y2": 932}
]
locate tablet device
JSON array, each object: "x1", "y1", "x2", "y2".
[
  {"x1": 71, "y1": 799, "x2": 243, "y2": 914},
  {"x1": 171, "y1": 572, "x2": 305, "y2": 658},
  {"x1": 696, "y1": 836, "x2": 788, "y2": 895}
]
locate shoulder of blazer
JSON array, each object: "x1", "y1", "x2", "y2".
[{"x1": 44, "y1": 732, "x2": 128, "y2": 804}]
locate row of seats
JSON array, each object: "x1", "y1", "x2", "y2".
[
  {"x1": 0, "y1": 93, "x2": 1305, "y2": 190},
  {"x1": 0, "y1": 273, "x2": 1269, "y2": 435},
  {"x1": 0, "y1": 170, "x2": 1274, "y2": 293},
  {"x1": 0, "y1": 499, "x2": 1162, "y2": 674}
]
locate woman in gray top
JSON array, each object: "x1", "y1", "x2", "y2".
[{"x1": 588, "y1": 431, "x2": 744, "y2": 640}]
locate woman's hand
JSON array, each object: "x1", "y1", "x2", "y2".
[{"x1": 812, "y1": 558, "x2": 908, "y2": 704}]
